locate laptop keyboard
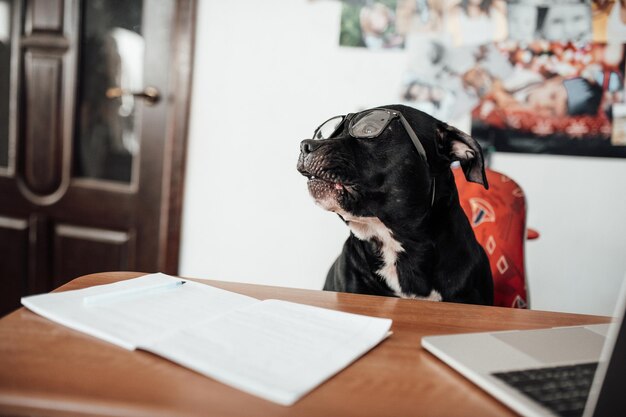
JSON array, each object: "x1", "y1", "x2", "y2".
[{"x1": 492, "y1": 362, "x2": 598, "y2": 417}]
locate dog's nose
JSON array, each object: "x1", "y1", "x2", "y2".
[{"x1": 300, "y1": 139, "x2": 320, "y2": 155}]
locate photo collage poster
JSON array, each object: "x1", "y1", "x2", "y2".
[{"x1": 337, "y1": 0, "x2": 626, "y2": 158}]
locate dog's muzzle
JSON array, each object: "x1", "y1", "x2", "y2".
[{"x1": 297, "y1": 140, "x2": 354, "y2": 211}]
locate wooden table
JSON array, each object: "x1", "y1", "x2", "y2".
[{"x1": 0, "y1": 272, "x2": 612, "y2": 417}]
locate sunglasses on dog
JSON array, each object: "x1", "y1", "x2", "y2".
[{"x1": 313, "y1": 108, "x2": 428, "y2": 165}]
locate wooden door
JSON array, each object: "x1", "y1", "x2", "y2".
[{"x1": 0, "y1": 0, "x2": 195, "y2": 315}]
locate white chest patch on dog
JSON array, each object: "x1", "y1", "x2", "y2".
[
  {"x1": 340, "y1": 213, "x2": 441, "y2": 301},
  {"x1": 408, "y1": 289, "x2": 443, "y2": 302}
]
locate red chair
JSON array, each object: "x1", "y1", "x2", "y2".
[{"x1": 453, "y1": 167, "x2": 538, "y2": 309}]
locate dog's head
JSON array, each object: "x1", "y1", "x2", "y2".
[{"x1": 296, "y1": 105, "x2": 488, "y2": 228}]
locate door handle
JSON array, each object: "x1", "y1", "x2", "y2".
[{"x1": 105, "y1": 86, "x2": 161, "y2": 106}]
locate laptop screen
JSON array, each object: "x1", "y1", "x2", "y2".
[{"x1": 585, "y1": 281, "x2": 626, "y2": 417}]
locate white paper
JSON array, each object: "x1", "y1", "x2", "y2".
[
  {"x1": 144, "y1": 299, "x2": 392, "y2": 405},
  {"x1": 21, "y1": 273, "x2": 258, "y2": 349},
  {"x1": 21, "y1": 274, "x2": 393, "y2": 405}
]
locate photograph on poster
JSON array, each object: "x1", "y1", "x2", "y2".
[
  {"x1": 400, "y1": 38, "x2": 626, "y2": 157},
  {"x1": 538, "y1": 0, "x2": 592, "y2": 42},
  {"x1": 400, "y1": 36, "x2": 513, "y2": 123},
  {"x1": 507, "y1": 1, "x2": 538, "y2": 42},
  {"x1": 339, "y1": 0, "x2": 407, "y2": 49},
  {"x1": 591, "y1": 0, "x2": 626, "y2": 41},
  {"x1": 607, "y1": 0, "x2": 626, "y2": 40},
  {"x1": 446, "y1": 0, "x2": 507, "y2": 46},
  {"x1": 470, "y1": 41, "x2": 626, "y2": 157},
  {"x1": 613, "y1": 103, "x2": 626, "y2": 145},
  {"x1": 506, "y1": 0, "x2": 592, "y2": 43},
  {"x1": 405, "y1": 0, "x2": 447, "y2": 34},
  {"x1": 335, "y1": 0, "x2": 626, "y2": 157},
  {"x1": 400, "y1": 35, "x2": 460, "y2": 121}
]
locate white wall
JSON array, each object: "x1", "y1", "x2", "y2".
[
  {"x1": 491, "y1": 153, "x2": 626, "y2": 316},
  {"x1": 180, "y1": 0, "x2": 626, "y2": 316}
]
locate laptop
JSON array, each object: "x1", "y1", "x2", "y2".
[{"x1": 422, "y1": 282, "x2": 626, "y2": 417}]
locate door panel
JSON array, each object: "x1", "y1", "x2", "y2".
[
  {"x1": 0, "y1": 0, "x2": 195, "y2": 316},
  {"x1": 23, "y1": 51, "x2": 64, "y2": 195},
  {"x1": 0, "y1": 216, "x2": 28, "y2": 316},
  {"x1": 26, "y1": 0, "x2": 64, "y2": 34},
  {"x1": 26, "y1": 214, "x2": 50, "y2": 296},
  {"x1": 0, "y1": 0, "x2": 12, "y2": 169},
  {"x1": 52, "y1": 224, "x2": 132, "y2": 289},
  {"x1": 17, "y1": 0, "x2": 76, "y2": 207}
]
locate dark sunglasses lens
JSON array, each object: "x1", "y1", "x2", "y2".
[
  {"x1": 350, "y1": 110, "x2": 392, "y2": 138},
  {"x1": 314, "y1": 116, "x2": 344, "y2": 140}
]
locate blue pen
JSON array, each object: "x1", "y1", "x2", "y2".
[{"x1": 83, "y1": 280, "x2": 186, "y2": 305}]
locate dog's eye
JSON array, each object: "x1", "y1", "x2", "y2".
[
  {"x1": 361, "y1": 124, "x2": 377, "y2": 135},
  {"x1": 352, "y1": 122, "x2": 382, "y2": 138}
]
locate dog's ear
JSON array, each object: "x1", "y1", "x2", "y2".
[{"x1": 436, "y1": 123, "x2": 489, "y2": 189}]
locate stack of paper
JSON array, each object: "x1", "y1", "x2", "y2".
[{"x1": 21, "y1": 273, "x2": 392, "y2": 405}]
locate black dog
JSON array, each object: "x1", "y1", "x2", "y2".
[{"x1": 297, "y1": 105, "x2": 493, "y2": 305}]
